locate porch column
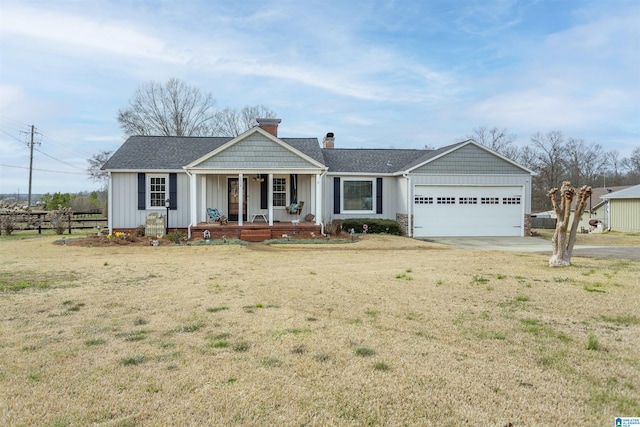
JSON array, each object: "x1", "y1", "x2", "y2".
[
  {"x1": 315, "y1": 173, "x2": 322, "y2": 225},
  {"x1": 238, "y1": 173, "x2": 243, "y2": 226},
  {"x1": 190, "y1": 172, "x2": 198, "y2": 227},
  {"x1": 107, "y1": 172, "x2": 113, "y2": 234},
  {"x1": 268, "y1": 174, "x2": 273, "y2": 226},
  {"x1": 200, "y1": 174, "x2": 207, "y2": 223}
]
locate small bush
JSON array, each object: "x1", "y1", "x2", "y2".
[
  {"x1": 46, "y1": 206, "x2": 73, "y2": 235},
  {"x1": 167, "y1": 229, "x2": 187, "y2": 243}
]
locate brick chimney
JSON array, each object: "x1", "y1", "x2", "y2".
[
  {"x1": 256, "y1": 118, "x2": 281, "y2": 137},
  {"x1": 322, "y1": 132, "x2": 335, "y2": 149}
]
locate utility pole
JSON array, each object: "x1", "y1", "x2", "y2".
[
  {"x1": 28, "y1": 125, "x2": 35, "y2": 207},
  {"x1": 23, "y1": 125, "x2": 40, "y2": 208}
]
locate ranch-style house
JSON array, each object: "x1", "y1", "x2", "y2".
[{"x1": 102, "y1": 118, "x2": 533, "y2": 240}]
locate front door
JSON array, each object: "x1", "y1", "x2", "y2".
[{"x1": 228, "y1": 178, "x2": 247, "y2": 221}]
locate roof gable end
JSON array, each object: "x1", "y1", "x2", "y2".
[
  {"x1": 186, "y1": 127, "x2": 325, "y2": 170},
  {"x1": 406, "y1": 140, "x2": 532, "y2": 175}
]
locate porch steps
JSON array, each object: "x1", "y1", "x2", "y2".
[{"x1": 240, "y1": 229, "x2": 272, "y2": 242}]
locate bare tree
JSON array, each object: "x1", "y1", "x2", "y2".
[
  {"x1": 565, "y1": 138, "x2": 606, "y2": 186},
  {"x1": 603, "y1": 150, "x2": 621, "y2": 186},
  {"x1": 214, "y1": 108, "x2": 243, "y2": 137},
  {"x1": 117, "y1": 78, "x2": 218, "y2": 136},
  {"x1": 529, "y1": 131, "x2": 567, "y2": 211},
  {"x1": 468, "y1": 125, "x2": 519, "y2": 160},
  {"x1": 215, "y1": 104, "x2": 277, "y2": 136},
  {"x1": 547, "y1": 182, "x2": 592, "y2": 267},
  {"x1": 621, "y1": 146, "x2": 640, "y2": 180},
  {"x1": 87, "y1": 150, "x2": 113, "y2": 190},
  {"x1": 531, "y1": 131, "x2": 567, "y2": 188}
]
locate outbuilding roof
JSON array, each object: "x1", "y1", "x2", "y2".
[{"x1": 600, "y1": 184, "x2": 640, "y2": 200}]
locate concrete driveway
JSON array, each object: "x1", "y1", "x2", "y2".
[{"x1": 419, "y1": 236, "x2": 640, "y2": 260}]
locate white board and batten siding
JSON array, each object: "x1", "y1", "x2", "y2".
[{"x1": 110, "y1": 172, "x2": 190, "y2": 230}]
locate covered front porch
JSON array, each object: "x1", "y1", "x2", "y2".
[
  {"x1": 183, "y1": 124, "x2": 328, "y2": 238},
  {"x1": 186, "y1": 171, "x2": 325, "y2": 238}
]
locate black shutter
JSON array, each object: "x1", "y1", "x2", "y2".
[
  {"x1": 333, "y1": 177, "x2": 341, "y2": 214},
  {"x1": 376, "y1": 177, "x2": 383, "y2": 214},
  {"x1": 169, "y1": 173, "x2": 177, "y2": 210},
  {"x1": 260, "y1": 175, "x2": 268, "y2": 209},
  {"x1": 137, "y1": 173, "x2": 145, "y2": 210},
  {"x1": 290, "y1": 174, "x2": 297, "y2": 204}
]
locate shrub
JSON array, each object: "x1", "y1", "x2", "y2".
[
  {"x1": 340, "y1": 218, "x2": 401, "y2": 235},
  {"x1": 0, "y1": 207, "x2": 35, "y2": 235},
  {"x1": 0, "y1": 211, "x2": 17, "y2": 235},
  {"x1": 324, "y1": 220, "x2": 343, "y2": 236},
  {"x1": 167, "y1": 229, "x2": 187, "y2": 243},
  {"x1": 46, "y1": 206, "x2": 73, "y2": 235}
]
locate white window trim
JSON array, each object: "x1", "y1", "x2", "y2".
[
  {"x1": 272, "y1": 175, "x2": 289, "y2": 209},
  {"x1": 342, "y1": 178, "x2": 375, "y2": 214},
  {"x1": 147, "y1": 173, "x2": 169, "y2": 210}
]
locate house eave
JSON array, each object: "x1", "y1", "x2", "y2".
[
  {"x1": 185, "y1": 167, "x2": 327, "y2": 175},
  {"x1": 105, "y1": 168, "x2": 187, "y2": 174},
  {"x1": 325, "y1": 171, "x2": 397, "y2": 176}
]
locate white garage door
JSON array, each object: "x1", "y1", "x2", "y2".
[{"x1": 413, "y1": 186, "x2": 523, "y2": 237}]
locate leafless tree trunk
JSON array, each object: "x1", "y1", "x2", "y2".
[{"x1": 547, "y1": 181, "x2": 592, "y2": 267}]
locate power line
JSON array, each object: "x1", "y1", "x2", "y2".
[
  {"x1": 0, "y1": 164, "x2": 86, "y2": 175},
  {"x1": 34, "y1": 148, "x2": 86, "y2": 172},
  {"x1": 39, "y1": 130, "x2": 94, "y2": 158},
  {"x1": 0, "y1": 129, "x2": 25, "y2": 143}
]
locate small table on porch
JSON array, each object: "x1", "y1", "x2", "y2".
[{"x1": 251, "y1": 213, "x2": 268, "y2": 223}]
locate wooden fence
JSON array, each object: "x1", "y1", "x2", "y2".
[{"x1": 0, "y1": 209, "x2": 108, "y2": 234}]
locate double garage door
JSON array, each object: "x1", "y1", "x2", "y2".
[{"x1": 413, "y1": 185, "x2": 524, "y2": 237}]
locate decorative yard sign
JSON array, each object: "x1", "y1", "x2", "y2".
[{"x1": 362, "y1": 224, "x2": 368, "y2": 233}]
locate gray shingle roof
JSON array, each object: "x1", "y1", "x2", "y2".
[
  {"x1": 103, "y1": 134, "x2": 484, "y2": 175},
  {"x1": 321, "y1": 148, "x2": 429, "y2": 173},
  {"x1": 103, "y1": 135, "x2": 323, "y2": 170}
]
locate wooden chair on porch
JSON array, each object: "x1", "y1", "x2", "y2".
[{"x1": 286, "y1": 201, "x2": 304, "y2": 215}]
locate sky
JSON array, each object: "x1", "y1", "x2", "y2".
[{"x1": 1, "y1": 0, "x2": 639, "y2": 195}]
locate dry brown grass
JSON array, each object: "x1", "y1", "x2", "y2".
[{"x1": 1, "y1": 234, "x2": 639, "y2": 426}]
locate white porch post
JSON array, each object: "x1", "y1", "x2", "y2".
[
  {"x1": 268, "y1": 174, "x2": 273, "y2": 226},
  {"x1": 238, "y1": 173, "x2": 243, "y2": 226},
  {"x1": 107, "y1": 171, "x2": 113, "y2": 234},
  {"x1": 405, "y1": 175, "x2": 412, "y2": 237},
  {"x1": 314, "y1": 173, "x2": 322, "y2": 225},
  {"x1": 190, "y1": 172, "x2": 198, "y2": 227},
  {"x1": 200, "y1": 174, "x2": 207, "y2": 223}
]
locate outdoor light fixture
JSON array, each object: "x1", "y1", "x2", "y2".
[{"x1": 165, "y1": 199, "x2": 170, "y2": 236}]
